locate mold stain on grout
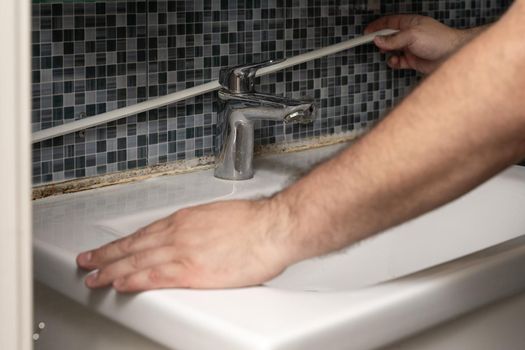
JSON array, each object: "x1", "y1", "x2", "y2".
[{"x1": 32, "y1": 130, "x2": 366, "y2": 200}]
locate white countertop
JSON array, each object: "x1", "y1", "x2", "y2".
[{"x1": 33, "y1": 143, "x2": 525, "y2": 350}]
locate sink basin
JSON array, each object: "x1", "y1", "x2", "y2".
[{"x1": 33, "y1": 143, "x2": 525, "y2": 350}]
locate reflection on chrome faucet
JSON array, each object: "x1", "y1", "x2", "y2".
[{"x1": 215, "y1": 60, "x2": 318, "y2": 180}]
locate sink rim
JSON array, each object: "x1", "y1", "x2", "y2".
[{"x1": 32, "y1": 142, "x2": 525, "y2": 350}]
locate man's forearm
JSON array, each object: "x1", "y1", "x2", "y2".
[
  {"x1": 456, "y1": 24, "x2": 491, "y2": 48},
  {"x1": 275, "y1": 1, "x2": 525, "y2": 263}
]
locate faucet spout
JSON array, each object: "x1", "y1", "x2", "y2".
[{"x1": 218, "y1": 90, "x2": 316, "y2": 123}]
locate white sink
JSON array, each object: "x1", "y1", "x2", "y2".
[{"x1": 33, "y1": 143, "x2": 525, "y2": 350}]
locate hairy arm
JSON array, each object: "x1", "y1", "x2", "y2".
[{"x1": 277, "y1": 1, "x2": 525, "y2": 263}]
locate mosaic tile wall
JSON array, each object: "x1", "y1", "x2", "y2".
[{"x1": 31, "y1": 0, "x2": 513, "y2": 185}]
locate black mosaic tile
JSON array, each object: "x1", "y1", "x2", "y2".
[{"x1": 31, "y1": 0, "x2": 512, "y2": 185}]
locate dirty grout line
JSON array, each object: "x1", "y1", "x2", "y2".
[{"x1": 32, "y1": 130, "x2": 366, "y2": 200}]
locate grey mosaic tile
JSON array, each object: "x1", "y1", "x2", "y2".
[{"x1": 31, "y1": 0, "x2": 513, "y2": 185}]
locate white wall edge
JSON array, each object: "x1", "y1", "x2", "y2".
[{"x1": 0, "y1": 0, "x2": 33, "y2": 349}]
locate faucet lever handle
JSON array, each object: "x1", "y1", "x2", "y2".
[{"x1": 219, "y1": 59, "x2": 285, "y2": 93}]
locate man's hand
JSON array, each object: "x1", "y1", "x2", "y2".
[
  {"x1": 76, "y1": 199, "x2": 295, "y2": 292},
  {"x1": 365, "y1": 15, "x2": 486, "y2": 74}
]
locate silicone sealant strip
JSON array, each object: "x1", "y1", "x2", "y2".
[{"x1": 31, "y1": 29, "x2": 398, "y2": 144}]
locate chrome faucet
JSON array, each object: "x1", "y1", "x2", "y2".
[{"x1": 214, "y1": 60, "x2": 317, "y2": 180}]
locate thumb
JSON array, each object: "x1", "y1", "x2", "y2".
[{"x1": 374, "y1": 30, "x2": 415, "y2": 51}]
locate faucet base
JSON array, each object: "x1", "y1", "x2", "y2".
[
  {"x1": 214, "y1": 170, "x2": 254, "y2": 181},
  {"x1": 214, "y1": 109, "x2": 255, "y2": 181}
]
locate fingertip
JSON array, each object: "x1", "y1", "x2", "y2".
[
  {"x1": 113, "y1": 277, "x2": 125, "y2": 289},
  {"x1": 76, "y1": 251, "x2": 93, "y2": 269},
  {"x1": 76, "y1": 254, "x2": 83, "y2": 267},
  {"x1": 84, "y1": 270, "x2": 99, "y2": 288},
  {"x1": 388, "y1": 56, "x2": 400, "y2": 68},
  {"x1": 373, "y1": 36, "x2": 387, "y2": 49},
  {"x1": 389, "y1": 55, "x2": 399, "y2": 64},
  {"x1": 365, "y1": 16, "x2": 391, "y2": 34}
]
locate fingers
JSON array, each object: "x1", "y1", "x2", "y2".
[
  {"x1": 141, "y1": 216, "x2": 172, "y2": 233},
  {"x1": 365, "y1": 15, "x2": 421, "y2": 34},
  {"x1": 84, "y1": 246, "x2": 178, "y2": 288},
  {"x1": 112, "y1": 263, "x2": 189, "y2": 293},
  {"x1": 373, "y1": 31, "x2": 415, "y2": 51},
  {"x1": 387, "y1": 55, "x2": 412, "y2": 70},
  {"x1": 77, "y1": 229, "x2": 169, "y2": 270}
]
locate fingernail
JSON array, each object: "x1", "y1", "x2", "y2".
[
  {"x1": 85, "y1": 271, "x2": 98, "y2": 287},
  {"x1": 113, "y1": 278, "x2": 125, "y2": 289},
  {"x1": 78, "y1": 251, "x2": 92, "y2": 265}
]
